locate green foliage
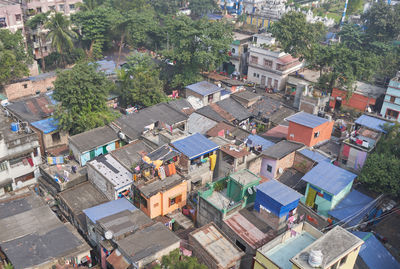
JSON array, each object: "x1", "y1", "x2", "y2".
[
  {"x1": 359, "y1": 123, "x2": 400, "y2": 198},
  {"x1": 150, "y1": 0, "x2": 181, "y2": 15},
  {"x1": 43, "y1": 48, "x2": 85, "y2": 71},
  {"x1": 0, "y1": 29, "x2": 31, "y2": 86},
  {"x1": 154, "y1": 249, "x2": 207, "y2": 269},
  {"x1": 189, "y1": 0, "x2": 219, "y2": 16},
  {"x1": 53, "y1": 62, "x2": 117, "y2": 135},
  {"x1": 346, "y1": 0, "x2": 363, "y2": 15},
  {"x1": 117, "y1": 53, "x2": 167, "y2": 107},
  {"x1": 4, "y1": 263, "x2": 13, "y2": 269}
]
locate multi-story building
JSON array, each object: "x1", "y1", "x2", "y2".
[
  {"x1": 247, "y1": 33, "x2": 302, "y2": 91},
  {"x1": 0, "y1": 109, "x2": 41, "y2": 196},
  {"x1": 230, "y1": 32, "x2": 251, "y2": 75},
  {"x1": 0, "y1": 0, "x2": 24, "y2": 33},
  {"x1": 380, "y1": 71, "x2": 400, "y2": 122}
]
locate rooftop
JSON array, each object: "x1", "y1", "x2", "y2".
[
  {"x1": 264, "y1": 125, "x2": 288, "y2": 139},
  {"x1": 206, "y1": 121, "x2": 235, "y2": 137},
  {"x1": 186, "y1": 81, "x2": 223, "y2": 96},
  {"x1": 196, "y1": 105, "x2": 228, "y2": 122},
  {"x1": 83, "y1": 198, "x2": 137, "y2": 223},
  {"x1": 0, "y1": 191, "x2": 44, "y2": 219},
  {"x1": 117, "y1": 222, "x2": 180, "y2": 263},
  {"x1": 172, "y1": 133, "x2": 219, "y2": 160},
  {"x1": 189, "y1": 223, "x2": 244, "y2": 268},
  {"x1": 355, "y1": 114, "x2": 391, "y2": 133},
  {"x1": 230, "y1": 169, "x2": 260, "y2": 186},
  {"x1": 314, "y1": 139, "x2": 341, "y2": 159},
  {"x1": 278, "y1": 168, "x2": 306, "y2": 193},
  {"x1": 220, "y1": 144, "x2": 250, "y2": 158},
  {"x1": 167, "y1": 98, "x2": 194, "y2": 115},
  {"x1": 291, "y1": 226, "x2": 364, "y2": 269},
  {"x1": 256, "y1": 179, "x2": 303, "y2": 206},
  {"x1": 31, "y1": 117, "x2": 59, "y2": 134},
  {"x1": 188, "y1": 112, "x2": 219, "y2": 134},
  {"x1": 231, "y1": 90, "x2": 261, "y2": 102},
  {"x1": 139, "y1": 174, "x2": 184, "y2": 198},
  {"x1": 286, "y1": 112, "x2": 329, "y2": 128},
  {"x1": 270, "y1": 106, "x2": 297, "y2": 126},
  {"x1": 301, "y1": 162, "x2": 357, "y2": 195},
  {"x1": 247, "y1": 96, "x2": 281, "y2": 118},
  {"x1": 69, "y1": 125, "x2": 119, "y2": 153},
  {"x1": 298, "y1": 148, "x2": 330, "y2": 163},
  {"x1": 246, "y1": 134, "x2": 275, "y2": 151},
  {"x1": 289, "y1": 69, "x2": 320, "y2": 83},
  {"x1": 352, "y1": 231, "x2": 400, "y2": 269},
  {"x1": 88, "y1": 154, "x2": 133, "y2": 190},
  {"x1": 216, "y1": 98, "x2": 252, "y2": 121},
  {"x1": 353, "y1": 81, "x2": 386, "y2": 99},
  {"x1": 261, "y1": 140, "x2": 304, "y2": 160},
  {"x1": 111, "y1": 140, "x2": 155, "y2": 171}
]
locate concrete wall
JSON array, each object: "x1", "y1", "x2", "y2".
[
  {"x1": 87, "y1": 164, "x2": 114, "y2": 200},
  {"x1": 32, "y1": 126, "x2": 68, "y2": 155},
  {"x1": 287, "y1": 121, "x2": 333, "y2": 147},
  {"x1": 380, "y1": 81, "x2": 400, "y2": 121},
  {"x1": 197, "y1": 195, "x2": 224, "y2": 227},
  {"x1": 136, "y1": 243, "x2": 180, "y2": 268},
  {"x1": 185, "y1": 89, "x2": 221, "y2": 107},
  {"x1": 260, "y1": 157, "x2": 276, "y2": 180},
  {"x1": 246, "y1": 155, "x2": 261, "y2": 176},
  {"x1": 5, "y1": 75, "x2": 56, "y2": 101},
  {"x1": 0, "y1": 3, "x2": 24, "y2": 33}
]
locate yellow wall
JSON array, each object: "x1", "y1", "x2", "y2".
[{"x1": 254, "y1": 251, "x2": 279, "y2": 269}]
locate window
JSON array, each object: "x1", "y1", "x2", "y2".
[
  {"x1": 238, "y1": 156, "x2": 245, "y2": 165},
  {"x1": 253, "y1": 73, "x2": 256, "y2": 77},
  {"x1": 140, "y1": 195, "x2": 148, "y2": 208},
  {"x1": 231, "y1": 48, "x2": 235, "y2": 54},
  {"x1": 339, "y1": 255, "x2": 347, "y2": 266},
  {"x1": 235, "y1": 240, "x2": 246, "y2": 252},
  {"x1": 69, "y1": 4, "x2": 75, "y2": 10},
  {"x1": 0, "y1": 17, "x2": 6, "y2": 28},
  {"x1": 51, "y1": 132, "x2": 61, "y2": 142},
  {"x1": 15, "y1": 14, "x2": 21, "y2": 21},
  {"x1": 314, "y1": 131, "x2": 320, "y2": 138},
  {"x1": 264, "y1": 59, "x2": 272, "y2": 68},
  {"x1": 59, "y1": 4, "x2": 64, "y2": 11},
  {"x1": 250, "y1": 56, "x2": 258, "y2": 64},
  {"x1": 390, "y1": 96, "x2": 396, "y2": 103},
  {"x1": 23, "y1": 84, "x2": 28, "y2": 89},
  {"x1": 257, "y1": 74, "x2": 260, "y2": 78},
  {"x1": 0, "y1": 161, "x2": 7, "y2": 171},
  {"x1": 289, "y1": 133, "x2": 294, "y2": 138},
  {"x1": 35, "y1": 90, "x2": 41, "y2": 95},
  {"x1": 34, "y1": 147, "x2": 39, "y2": 157},
  {"x1": 341, "y1": 159, "x2": 348, "y2": 165},
  {"x1": 208, "y1": 94, "x2": 214, "y2": 103},
  {"x1": 276, "y1": 63, "x2": 284, "y2": 71},
  {"x1": 49, "y1": 5, "x2": 55, "y2": 11},
  {"x1": 44, "y1": 46, "x2": 48, "y2": 51},
  {"x1": 154, "y1": 203, "x2": 159, "y2": 208},
  {"x1": 267, "y1": 165, "x2": 272, "y2": 172},
  {"x1": 169, "y1": 194, "x2": 182, "y2": 206},
  {"x1": 330, "y1": 262, "x2": 338, "y2": 269},
  {"x1": 36, "y1": 7, "x2": 42, "y2": 13},
  {"x1": 386, "y1": 109, "x2": 399, "y2": 119}
]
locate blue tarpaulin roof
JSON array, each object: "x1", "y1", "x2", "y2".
[
  {"x1": 185, "y1": 81, "x2": 223, "y2": 96},
  {"x1": 83, "y1": 198, "x2": 137, "y2": 223},
  {"x1": 172, "y1": 133, "x2": 219, "y2": 160},
  {"x1": 286, "y1": 112, "x2": 329, "y2": 128},
  {"x1": 298, "y1": 148, "x2": 330, "y2": 163},
  {"x1": 31, "y1": 117, "x2": 59, "y2": 134},
  {"x1": 302, "y1": 162, "x2": 357, "y2": 195},
  {"x1": 257, "y1": 179, "x2": 303, "y2": 206},
  {"x1": 352, "y1": 231, "x2": 400, "y2": 269},
  {"x1": 329, "y1": 190, "x2": 375, "y2": 227},
  {"x1": 28, "y1": 71, "x2": 56, "y2": 82},
  {"x1": 355, "y1": 115, "x2": 391, "y2": 133},
  {"x1": 95, "y1": 59, "x2": 117, "y2": 75},
  {"x1": 246, "y1": 134, "x2": 275, "y2": 151}
]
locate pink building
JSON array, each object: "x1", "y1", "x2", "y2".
[{"x1": 0, "y1": 0, "x2": 24, "y2": 33}]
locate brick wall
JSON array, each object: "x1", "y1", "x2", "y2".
[
  {"x1": 293, "y1": 152, "x2": 315, "y2": 173},
  {"x1": 275, "y1": 151, "x2": 296, "y2": 178},
  {"x1": 247, "y1": 156, "x2": 262, "y2": 176},
  {"x1": 5, "y1": 75, "x2": 56, "y2": 101}
]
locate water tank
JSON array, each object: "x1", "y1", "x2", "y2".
[
  {"x1": 11, "y1": 122, "x2": 19, "y2": 132},
  {"x1": 308, "y1": 250, "x2": 323, "y2": 267}
]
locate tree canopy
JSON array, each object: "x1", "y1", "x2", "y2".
[
  {"x1": 189, "y1": 0, "x2": 219, "y2": 17},
  {"x1": 154, "y1": 249, "x2": 207, "y2": 269},
  {"x1": 53, "y1": 62, "x2": 117, "y2": 135}
]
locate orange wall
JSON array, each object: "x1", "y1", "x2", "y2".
[
  {"x1": 287, "y1": 121, "x2": 333, "y2": 147},
  {"x1": 141, "y1": 181, "x2": 188, "y2": 219},
  {"x1": 330, "y1": 88, "x2": 376, "y2": 111}
]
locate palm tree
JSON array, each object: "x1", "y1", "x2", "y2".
[{"x1": 45, "y1": 12, "x2": 77, "y2": 66}]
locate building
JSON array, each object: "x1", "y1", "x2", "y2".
[
  {"x1": 263, "y1": 125, "x2": 288, "y2": 142},
  {"x1": 0, "y1": 109, "x2": 41, "y2": 195},
  {"x1": 197, "y1": 169, "x2": 260, "y2": 227},
  {"x1": 4, "y1": 71, "x2": 56, "y2": 101},
  {"x1": 217, "y1": 97, "x2": 252, "y2": 125},
  {"x1": 301, "y1": 161, "x2": 357, "y2": 216},
  {"x1": 57, "y1": 181, "x2": 109, "y2": 233},
  {"x1": 0, "y1": 192, "x2": 92, "y2": 268},
  {"x1": 110, "y1": 140, "x2": 155, "y2": 171},
  {"x1": 245, "y1": 134, "x2": 275, "y2": 154},
  {"x1": 352, "y1": 231, "x2": 400, "y2": 269},
  {"x1": 254, "y1": 179, "x2": 303, "y2": 231},
  {"x1": 69, "y1": 125, "x2": 122, "y2": 166},
  {"x1": 229, "y1": 32, "x2": 252, "y2": 75},
  {"x1": 286, "y1": 112, "x2": 334, "y2": 147},
  {"x1": 231, "y1": 90, "x2": 261, "y2": 108},
  {"x1": 188, "y1": 222, "x2": 245, "y2": 269},
  {"x1": 380, "y1": 71, "x2": 400, "y2": 121},
  {"x1": 260, "y1": 140, "x2": 304, "y2": 180},
  {"x1": 338, "y1": 114, "x2": 389, "y2": 172},
  {"x1": 185, "y1": 81, "x2": 224, "y2": 108},
  {"x1": 87, "y1": 154, "x2": 133, "y2": 200},
  {"x1": 329, "y1": 82, "x2": 386, "y2": 112},
  {"x1": 247, "y1": 33, "x2": 302, "y2": 91},
  {"x1": 172, "y1": 133, "x2": 219, "y2": 188},
  {"x1": 0, "y1": 0, "x2": 24, "y2": 33}
]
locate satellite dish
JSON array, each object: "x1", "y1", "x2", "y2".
[
  {"x1": 248, "y1": 187, "x2": 253, "y2": 195},
  {"x1": 278, "y1": 167, "x2": 283, "y2": 174},
  {"x1": 118, "y1": 132, "x2": 126, "y2": 140},
  {"x1": 104, "y1": 230, "x2": 113, "y2": 240}
]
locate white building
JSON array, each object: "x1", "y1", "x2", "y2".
[
  {"x1": 247, "y1": 33, "x2": 303, "y2": 90},
  {"x1": 0, "y1": 110, "x2": 42, "y2": 196},
  {"x1": 230, "y1": 32, "x2": 252, "y2": 75}
]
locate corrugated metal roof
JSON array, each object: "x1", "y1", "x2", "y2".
[
  {"x1": 185, "y1": 81, "x2": 223, "y2": 96},
  {"x1": 298, "y1": 148, "x2": 330, "y2": 163},
  {"x1": 172, "y1": 133, "x2": 219, "y2": 160},
  {"x1": 355, "y1": 115, "x2": 391, "y2": 133},
  {"x1": 352, "y1": 231, "x2": 400, "y2": 269},
  {"x1": 31, "y1": 117, "x2": 59, "y2": 134},
  {"x1": 329, "y1": 190, "x2": 375, "y2": 227},
  {"x1": 83, "y1": 198, "x2": 136, "y2": 223},
  {"x1": 256, "y1": 180, "x2": 303, "y2": 206},
  {"x1": 301, "y1": 162, "x2": 356, "y2": 195},
  {"x1": 246, "y1": 134, "x2": 275, "y2": 151},
  {"x1": 286, "y1": 111, "x2": 329, "y2": 128},
  {"x1": 261, "y1": 140, "x2": 303, "y2": 160}
]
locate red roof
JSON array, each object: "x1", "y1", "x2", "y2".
[
  {"x1": 264, "y1": 125, "x2": 288, "y2": 138},
  {"x1": 278, "y1": 54, "x2": 298, "y2": 64}
]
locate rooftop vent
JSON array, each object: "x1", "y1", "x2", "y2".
[{"x1": 308, "y1": 250, "x2": 323, "y2": 267}]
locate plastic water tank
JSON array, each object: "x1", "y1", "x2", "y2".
[{"x1": 11, "y1": 122, "x2": 19, "y2": 132}]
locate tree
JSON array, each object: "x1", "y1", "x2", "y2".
[
  {"x1": 45, "y1": 12, "x2": 77, "y2": 66},
  {"x1": 0, "y1": 29, "x2": 31, "y2": 86},
  {"x1": 270, "y1": 11, "x2": 326, "y2": 60},
  {"x1": 346, "y1": 0, "x2": 363, "y2": 15},
  {"x1": 117, "y1": 53, "x2": 167, "y2": 107},
  {"x1": 26, "y1": 11, "x2": 51, "y2": 71},
  {"x1": 76, "y1": 0, "x2": 105, "y2": 11},
  {"x1": 361, "y1": 2, "x2": 400, "y2": 42},
  {"x1": 53, "y1": 62, "x2": 117, "y2": 135},
  {"x1": 189, "y1": 0, "x2": 219, "y2": 17},
  {"x1": 150, "y1": 0, "x2": 181, "y2": 15},
  {"x1": 338, "y1": 23, "x2": 364, "y2": 51},
  {"x1": 154, "y1": 249, "x2": 207, "y2": 269}
]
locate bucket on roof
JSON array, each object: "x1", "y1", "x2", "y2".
[{"x1": 11, "y1": 122, "x2": 19, "y2": 132}]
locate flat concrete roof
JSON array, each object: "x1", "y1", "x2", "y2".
[{"x1": 230, "y1": 169, "x2": 260, "y2": 186}]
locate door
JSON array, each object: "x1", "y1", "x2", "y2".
[
  {"x1": 306, "y1": 187, "x2": 317, "y2": 207},
  {"x1": 261, "y1": 75, "x2": 266, "y2": 86},
  {"x1": 274, "y1": 79, "x2": 278, "y2": 90},
  {"x1": 267, "y1": 77, "x2": 272, "y2": 87},
  {"x1": 89, "y1": 150, "x2": 95, "y2": 160}
]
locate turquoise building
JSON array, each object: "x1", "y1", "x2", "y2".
[
  {"x1": 380, "y1": 72, "x2": 400, "y2": 122},
  {"x1": 300, "y1": 162, "x2": 357, "y2": 217}
]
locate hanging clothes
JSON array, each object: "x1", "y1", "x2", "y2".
[
  {"x1": 168, "y1": 163, "x2": 176, "y2": 176},
  {"x1": 165, "y1": 164, "x2": 171, "y2": 177},
  {"x1": 158, "y1": 166, "x2": 166, "y2": 180},
  {"x1": 209, "y1": 154, "x2": 217, "y2": 171},
  {"x1": 27, "y1": 158, "x2": 34, "y2": 167},
  {"x1": 342, "y1": 145, "x2": 350, "y2": 157}
]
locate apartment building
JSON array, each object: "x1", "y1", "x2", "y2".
[{"x1": 0, "y1": 0, "x2": 24, "y2": 33}]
